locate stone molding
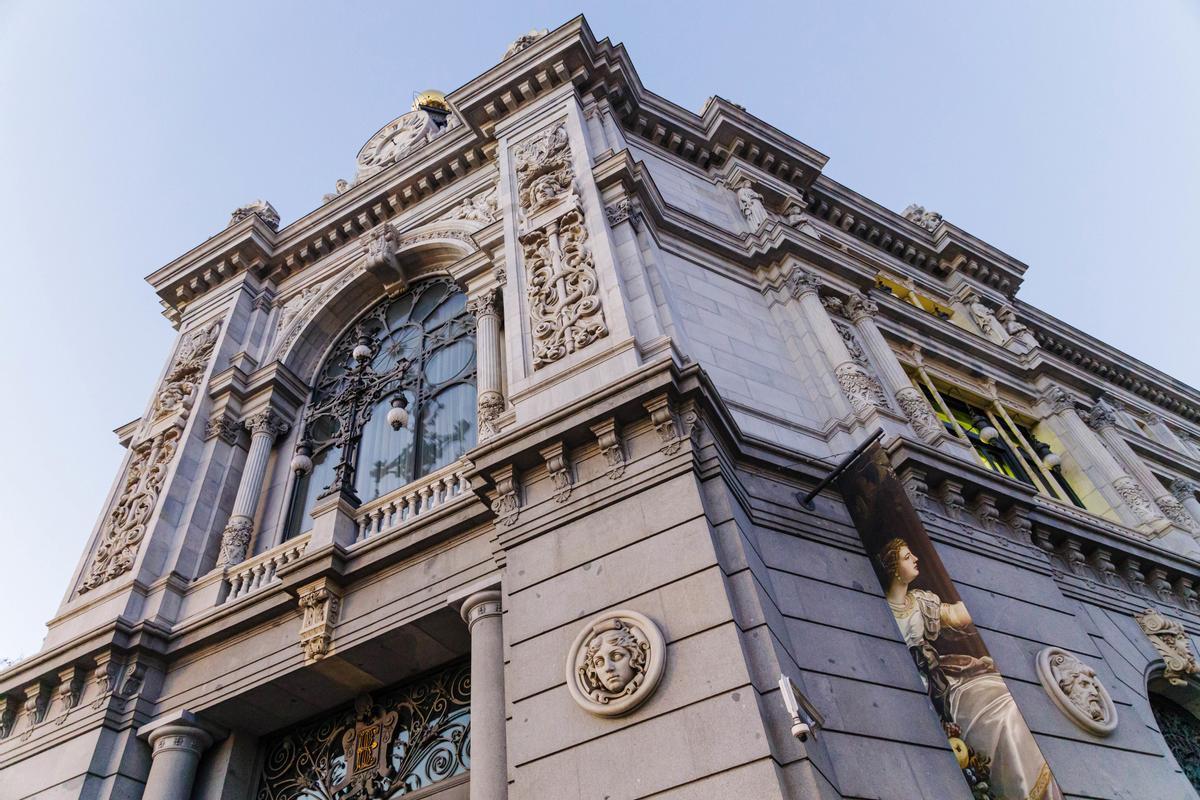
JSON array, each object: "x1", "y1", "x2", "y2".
[
  {"x1": 565, "y1": 608, "x2": 666, "y2": 717},
  {"x1": 1035, "y1": 647, "x2": 1117, "y2": 736},
  {"x1": 460, "y1": 590, "x2": 503, "y2": 632}
]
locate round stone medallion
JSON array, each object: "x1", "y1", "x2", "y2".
[
  {"x1": 565, "y1": 609, "x2": 666, "y2": 717},
  {"x1": 1035, "y1": 646, "x2": 1118, "y2": 736}
]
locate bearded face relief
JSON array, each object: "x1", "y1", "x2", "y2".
[
  {"x1": 1036, "y1": 647, "x2": 1117, "y2": 736},
  {"x1": 567, "y1": 609, "x2": 666, "y2": 717}
]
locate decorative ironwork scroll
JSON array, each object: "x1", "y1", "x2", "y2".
[
  {"x1": 1150, "y1": 693, "x2": 1200, "y2": 792},
  {"x1": 836, "y1": 443, "x2": 1061, "y2": 800},
  {"x1": 256, "y1": 660, "x2": 471, "y2": 799}
]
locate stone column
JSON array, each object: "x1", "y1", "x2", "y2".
[
  {"x1": 788, "y1": 270, "x2": 881, "y2": 419},
  {"x1": 143, "y1": 723, "x2": 213, "y2": 800},
  {"x1": 217, "y1": 409, "x2": 290, "y2": 566},
  {"x1": 1171, "y1": 479, "x2": 1200, "y2": 528},
  {"x1": 844, "y1": 292, "x2": 943, "y2": 443},
  {"x1": 1042, "y1": 388, "x2": 1169, "y2": 533},
  {"x1": 1088, "y1": 398, "x2": 1196, "y2": 533},
  {"x1": 461, "y1": 590, "x2": 507, "y2": 800},
  {"x1": 469, "y1": 290, "x2": 505, "y2": 441}
]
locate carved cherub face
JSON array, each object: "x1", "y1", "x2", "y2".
[
  {"x1": 581, "y1": 620, "x2": 647, "y2": 695},
  {"x1": 1054, "y1": 656, "x2": 1104, "y2": 721}
]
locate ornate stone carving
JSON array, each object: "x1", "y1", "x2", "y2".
[
  {"x1": 0, "y1": 695, "x2": 18, "y2": 739},
  {"x1": 54, "y1": 667, "x2": 85, "y2": 726},
  {"x1": 1135, "y1": 609, "x2": 1200, "y2": 686},
  {"x1": 81, "y1": 428, "x2": 181, "y2": 592},
  {"x1": 1002, "y1": 506, "x2": 1035, "y2": 546},
  {"x1": 590, "y1": 418, "x2": 626, "y2": 480},
  {"x1": 361, "y1": 223, "x2": 405, "y2": 291},
  {"x1": 467, "y1": 291, "x2": 499, "y2": 320},
  {"x1": 1174, "y1": 577, "x2": 1200, "y2": 611},
  {"x1": 229, "y1": 199, "x2": 280, "y2": 230},
  {"x1": 540, "y1": 442, "x2": 573, "y2": 503},
  {"x1": 503, "y1": 28, "x2": 548, "y2": 59},
  {"x1": 1044, "y1": 386, "x2": 1079, "y2": 416},
  {"x1": 735, "y1": 181, "x2": 768, "y2": 230},
  {"x1": 902, "y1": 203, "x2": 943, "y2": 231},
  {"x1": 272, "y1": 266, "x2": 363, "y2": 361},
  {"x1": 898, "y1": 465, "x2": 930, "y2": 511},
  {"x1": 844, "y1": 292, "x2": 879, "y2": 323},
  {"x1": 834, "y1": 362, "x2": 878, "y2": 417},
  {"x1": 522, "y1": 209, "x2": 608, "y2": 367},
  {"x1": 1157, "y1": 493, "x2": 1198, "y2": 532},
  {"x1": 785, "y1": 268, "x2": 821, "y2": 299},
  {"x1": 298, "y1": 580, "x2": 342, "y2": 663},
  {"x1": 152, "y1": 321, "x2": 221, "y2": 422},
  {"x1": 963, "y1": 292, "x2": 1001, "y2": 340},
  {"x1": 322, "y1": 178, "x2": 350, "y2": 203},
  {"x1": 970, "y1": 493, "x2": 1001, "y2": 532},
  {"x1": 354, "y1": 107, "x2": 459, "y2": 185},
  {"x1": 446, "y1": 186, "x2": 498, "y2": 225},
  {"x1": 1171, "y1": 478, "x2": 1198, "y2": 503},
  {"x1": 604, "y1": 198, "x2": 639, "y2": 229},
  {"x1": 216, "y1": 517, "x2": 254, "y2": 568},
  {"x1": 332, "y1": 694, "x2": 400, "y2": 796},
  {"x1": 566, "y1": 609, "x2": 666, "y2": 717},
  {"x1": 895, "y1": 386, "x2": 945, "y2": 443},
  {"x1": 1087, "y1": 548, "x2": 1120, "y2": 585},
  {"x1": 204, "y1": 412, "x2": 240, "y2": 445},
  {"x1": 645, "y1": 395, "x2": 681, "y2": 456},
  {"x1": 20, "y1": 683, "x2": 50, "y2": 741},
  {"x1": 513, "y1": 122, "x2": 574, "y2": 216},
  {"x1": 1035, "y1": 647, "x2": 1117, "y2": 736},
  {"x1": 1113, "y1": 476, "x2": 1160, "y2": 527},
  {"x1": 995, "y1": 304, "x2": 1028, "y2": 336},
  {"x1": 833, "y1": 320, "x2": 866, "y2": 365},
  {"x1": 1087, "y1": 399, "x2": 1121, "y2": 431},
  {"x1": 490, "y1": 465, "x2": 520, "y2": 527},
  {"x1": 477, "y1": 393, "x2": 504, "y2": 440},
  {"x1": 245, "y1": 408, "x2": 290, "y2": 439},
  {"x1": 1121, "y1": 557, "x2": 1147, "y2": 594},
  {"x1": 936, "y1": 479, "x2": 967, "y2": 521},
  {"x1": 1147, "y1": 567, "x2": 1175, "y2": 602}
]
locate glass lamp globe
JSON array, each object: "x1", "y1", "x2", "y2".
[{"x1": 387, "y1": 396, "x2": 409, "y2": 431}]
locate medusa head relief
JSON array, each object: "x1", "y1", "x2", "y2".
[{"x1": 566, "y1": 609, "x2": 666, "y2": 717}]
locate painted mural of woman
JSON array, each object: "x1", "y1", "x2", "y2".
[{"x1": 880, "y1": 538, "x2": 1062, "y2": 800}]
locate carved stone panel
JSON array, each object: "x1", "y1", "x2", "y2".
[
  {"x1": 1136, "y1": 609, "x2": 1200, "y2": 686},
  {"x1": 513, "y1": 122, "x2": 574, "y2": 216},
  {"x1": 298, "y1": 579, "x2": 343, "y2": 663},
  {"x1": 1035, "y1": 647, "x2": 1118, "y2": 736},
  {"x1": 566, "y1": 609, "x2": 666, "y2": 717}
]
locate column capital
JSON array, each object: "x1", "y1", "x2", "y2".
[
  {"x1": 1087, "y1": 397, "x2": 1121, "y2": 431},
  {"x1": 460, "y1": 589, "x2": 503, "y2": 630},
  {"x1": 467, "y1": 289, "x2": 501, "y2": 320},
  {"x1": 1171, "y1": 478, "x2": 1197, "y2": 502},
  {"x1": 244, "y1": 408, "x2": 291, "y2": 439},
  {"x1": 148, "y1": 723, "x2": 213, "y2": 756},
  {"x1": 1041, "y1": 386, "x2": 1080, "y2": 416},
  {"x1": 785, "y1": 268, "x2": 822, "y2": 299},
  {"x1": 845, "y1": 291, "x2": 879, "y2": 323}
]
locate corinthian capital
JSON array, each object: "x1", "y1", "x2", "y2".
[
  {"x1": 845, "y1": 291, "x2": 879, "y2": 323},
  {"x1": 1087, "y1": 398, "x2": 1120, "y2": 431},
  {"x1": 785, "y1": 269, "x2": 822, "y2": 299},
  {"x1": 467, "y1": 290, "x2": 500, "y2": 319},
  {"x1": 1171, "y1": 478, "x2": 1197, "y2": 502},
  {"x1": 245, "y1": 409, "x2": 291, "y2": 439}
]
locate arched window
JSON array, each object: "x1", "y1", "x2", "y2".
[
  {"x1": 1149, "y1": 690, "x2": 1200, "y2": 791},
  {"x1": 285, "y1": 278, "x2": 476, "y2": 539}
]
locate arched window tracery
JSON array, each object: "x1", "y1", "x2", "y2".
[
  {"x1": 1150, "y1": 690, "x2": 1200, "y2": 791},
  {"x1": 285, "y1": 278, "x2": 476, "y2": 539}
]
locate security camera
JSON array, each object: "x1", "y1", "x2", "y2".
[{"x1": 791, "y1": 721, "x2": 812, "y2": 742}]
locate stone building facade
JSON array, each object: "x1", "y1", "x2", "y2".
[{"x1": 4, "y1": 16, "x2": 1200, "y2": 800}]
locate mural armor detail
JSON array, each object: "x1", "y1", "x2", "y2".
[{"x1": 566, "y1": 609, "x2": 666, "y2": 717}]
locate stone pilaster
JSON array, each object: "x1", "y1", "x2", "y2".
[
  {"x1": 143, "y1": 722, "x2": 214, "y2": 800},
  {"x1": 460, "y1": 590, "x2": 507, "y2": 800},
  {"x1": 216, "y1": 408, "x2": 290, "y2": 566},
  {"x1": 469, "y1": 289, "x2": 505, "y2": 440}
]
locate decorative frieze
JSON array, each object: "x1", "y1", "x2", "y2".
[
  {"x1": 298, "y1": 579, "x2": 343, "y2": 663},
  {"x1": 1035, "y1": 648, "x2": 1117, "y2": 736},
  {"x1": 566, "y1": 609, "x2": 666, "y2": 717},
  {"x1": 1135, "y1": 609, "x2": 1200, "y2": 686}
]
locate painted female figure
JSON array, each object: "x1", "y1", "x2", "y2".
[{"x1": 880, "y1": 538, "x2": 1061, "y2": 800}]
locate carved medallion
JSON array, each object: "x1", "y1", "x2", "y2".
[
  {"x1": 1035, "y1": 647, "x2": 1117, "y2": 736},
  {"x1": 566, "y1": 609, "x2": 666, "y2": 717}
]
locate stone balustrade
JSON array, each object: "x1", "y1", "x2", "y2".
[
  {"x1": 219, "y1": 534, "x2": 310, "y2": 605},
  {"x1": 354, "y1": 462, "x2": 471, "y2": 542}
]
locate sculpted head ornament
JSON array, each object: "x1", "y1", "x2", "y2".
[
  {"x1": 567, "y1": 609, "x2": 665, "y2": 717},
  {"x1": 1036, "y1": 647, "x2": 1117, "y2": 735}
]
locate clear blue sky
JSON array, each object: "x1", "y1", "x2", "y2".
[{"x1": 1, "y1": 1, "x2": 1197, "y2": 660}]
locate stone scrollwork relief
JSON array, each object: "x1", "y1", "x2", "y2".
[
  {"x1": 540, "y1": 442, "x2": 573, "y2": 503},
  {"x1": 446, "y1": 185, "x2": 498, "y2": 225},
  {"x1": 1035, "y1": 647, "x2": 1118, "y2": 736},
  {"x1": 522, "y1": 209, "x2": 608, "y2": 368},
  {"x1": 490, "y1": 465, "x2": 521, "y2": 527},
  {"x1": 590, "y1": 417, "x2": 626, "y2": 480},
  {"x1": 566, "y1": 609, "x2": 666, "y2": 717},
  {"x1": 1136, "y1": 608, "x2": 1200, "y2": 686},
  {"x1": 895, "y1": 386, "x2": 945, "y2": 443},
  {"x1": 80, "y1": 427, "x2": 181, "y2": 592},
  {"x1": 216, "y1": 517, "x2": 254, "y2": 568},
  {"x1": 834, "y1": 362, "x2": 879, "y2": 418},
  {"x1": 152, "y1": 321, "x2": 221, "y2": 423},
  {"x1": 1113, "y1": 476, "x2": 1161, "y2": 528},
  {"x1": 298, "y1": 579, "x2": 343, "y2": 663},
  {"x1": 514, "y1": 122, "x2": 574, "y2": 217}
]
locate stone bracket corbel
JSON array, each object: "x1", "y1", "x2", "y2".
[{"x1": 298, "y1": 578, "x2": 343, "y2": 663}]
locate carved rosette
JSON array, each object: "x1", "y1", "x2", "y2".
[
  {"x1": 895, "y1": 386, "x2": 945, "y2": 443},
  {"x1": 834, "y1": 362, "x2": 878, "y2": 418},
  {"x1": 566, "y1": 609, "x2": 666, "y2": 717},
  {"x1": 298, "y1": 580, "x2": 342, "y2": 663},
  {"x1": 1035, "y1": 647, "x2": 1118, "y2": 736},
  {"x1": 216, "y1": 517, "x2": 254, "y2": 568},
  {"x1": 1136, "y1": 609, "x2": 1200, "y2": 686}
]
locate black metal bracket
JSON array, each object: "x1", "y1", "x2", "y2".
[{"x1": 795, "y1": 429, "x2": 885, "y2": 510}]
